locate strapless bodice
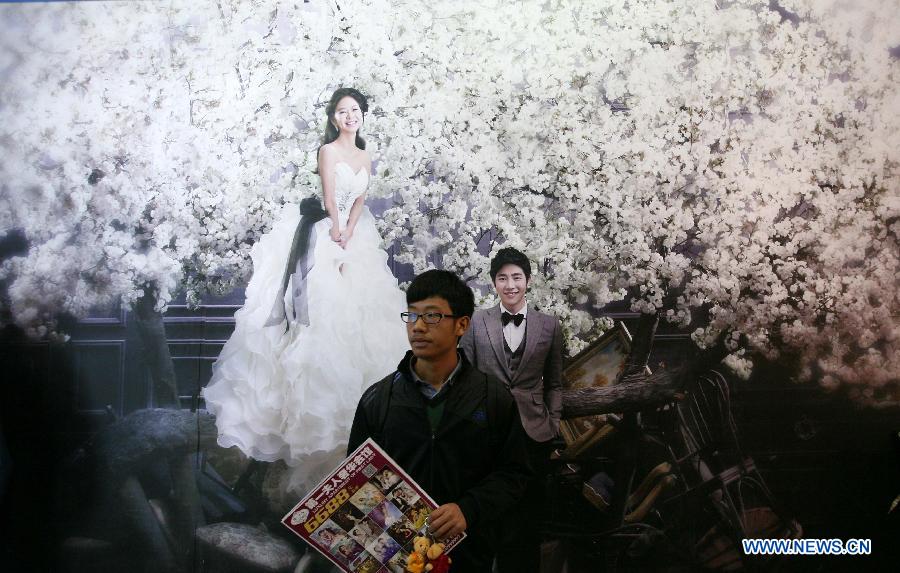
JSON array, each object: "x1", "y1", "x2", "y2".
[{"x1": 333, "y1": 161, "x2": 369, "y2": 220}]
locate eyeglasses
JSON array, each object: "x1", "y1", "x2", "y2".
[{"x1": 400, "y1": 311, "x2": 459, "y2": 325}]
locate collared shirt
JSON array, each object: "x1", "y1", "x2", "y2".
[
  {"x1": 500, "y1": 302, "x2": 527, "y2": 352},
  {"x1": 410, "y1": 352, "x2": 464, "y2": 400}
]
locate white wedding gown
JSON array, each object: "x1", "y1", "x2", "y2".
[{"x1": 203, "y1": 162, "x2": 410, "y2": 493}]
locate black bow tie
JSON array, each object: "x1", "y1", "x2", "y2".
[{"x1": 501, "y1": 312, "x2": 524, "y2": 327}]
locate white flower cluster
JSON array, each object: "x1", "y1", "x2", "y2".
[{"x1": 0, "y1": 0, "x2": 897, "y2": 402}]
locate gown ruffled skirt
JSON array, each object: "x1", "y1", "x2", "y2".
[{"x1": 203, "y1": 201, "x2": 409, "y2": 493}]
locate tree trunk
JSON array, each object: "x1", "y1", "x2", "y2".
[
  {"x1": 562, "y1": 339, "x2": 731, "y2": 418},
  {"x1": 620, "y1": 311, "x2": 659, "y2": 381},
  {"x1": 132, "y1": 291, "x2": 179, "y2": 408},
  {"x1": 117, "y1": 475, "x2": 178, "y2": 573},
  {"x1": 169, "y1": 453, "x2": 205, "y2": 568},
  {"x1": 562, "y1": 371, "x2": 681, "y2": 417}
]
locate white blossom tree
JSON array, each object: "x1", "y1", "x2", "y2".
[{"x1": 1, "y1": 0, "x2": 897, "y2": 404}]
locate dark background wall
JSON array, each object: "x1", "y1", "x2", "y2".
[{"x1": 1, "y1": 258, "x2": 897, "y2": 571}]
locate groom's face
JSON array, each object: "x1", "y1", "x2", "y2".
[{"x1": 493, "y1": 264, "x2": 528, "y2": 312}]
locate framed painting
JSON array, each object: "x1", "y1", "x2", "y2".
[{"x1": 560, "y1": 322, "x2": 635, "y2": 447}]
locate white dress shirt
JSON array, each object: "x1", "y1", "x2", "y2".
[{"x1": 500, "y1": 302, "x2": 527, "y2": 352}]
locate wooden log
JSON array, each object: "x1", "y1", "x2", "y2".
[
  {"x1": 561, "y1": 371, "x2": 682, "y2": 418},
  {"x1": 195, "y1": 522, "x2": 300, "y2": 572},
  {"x1": 117, "y1": 475, "x2": 178, "y2": 572},
  {"x1": 620, "y1": 311, "x2": 659, "y2": 379},
  {"x1": 561, "y1": 335, "x2": 733, "y2": 418}
]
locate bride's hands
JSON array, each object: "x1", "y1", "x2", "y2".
[
  {"x1": 330, "y1": 225, "x2": 342, "y2": 243},
  {"x1": 339, "y1": 229, "x2": 353, "y2": 249}
]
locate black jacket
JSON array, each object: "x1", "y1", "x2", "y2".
[{"x1": 347, "y1": 351, "x2": 532, "y2": 572}]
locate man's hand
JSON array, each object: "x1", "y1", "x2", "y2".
[{"x1": 429, "y1": 503, "x2": 467, "y2": 540}]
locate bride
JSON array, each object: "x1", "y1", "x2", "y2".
[{"x1": 203, "y1": 87, "x2": 410, "y2": 492}]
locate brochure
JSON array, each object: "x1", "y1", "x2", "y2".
[{"x1": 282, "y1": 438, "x2": 464, "y2": 573}]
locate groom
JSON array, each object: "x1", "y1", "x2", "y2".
[{"x1": 459, "y1": 247, "x2": 563, "y2": 573}]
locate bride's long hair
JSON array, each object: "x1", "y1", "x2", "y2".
[{"x1": 322, "y1": 87, "x2": 368, "y2": 150}]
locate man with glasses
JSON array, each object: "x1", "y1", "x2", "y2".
[{"x1": 348, "y1": 269, "x2": 531, "y2": 573}]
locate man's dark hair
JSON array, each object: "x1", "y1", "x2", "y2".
[
  {"x1": 407, "y1": 269, "x2": 474, "y2": 318},
  {"x1": 489, "y1": 247, "x2": 532, "y2": 282}
]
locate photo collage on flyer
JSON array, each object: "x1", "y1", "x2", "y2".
[{"x1": 283, "y1": 439, "x2": 463, "y2": 573}]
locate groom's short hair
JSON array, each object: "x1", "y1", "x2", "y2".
[
  {"x1": 489, "y1": 247, "x2": 532, "y2": 282},
  {"x1": 407, "y1": 269, "x2": 474, "y2": 318}
]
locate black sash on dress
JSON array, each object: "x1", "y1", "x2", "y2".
[{"x1": 264, "y1": 197, "x2": 327, "y2": 330}]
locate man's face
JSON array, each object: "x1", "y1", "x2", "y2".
[
  {"x1": 493, "y1": 263, "x2": 529, "y2": 312},
  {"x1": 406, "y1": 296, "x2": 469, "y2": 361}
]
